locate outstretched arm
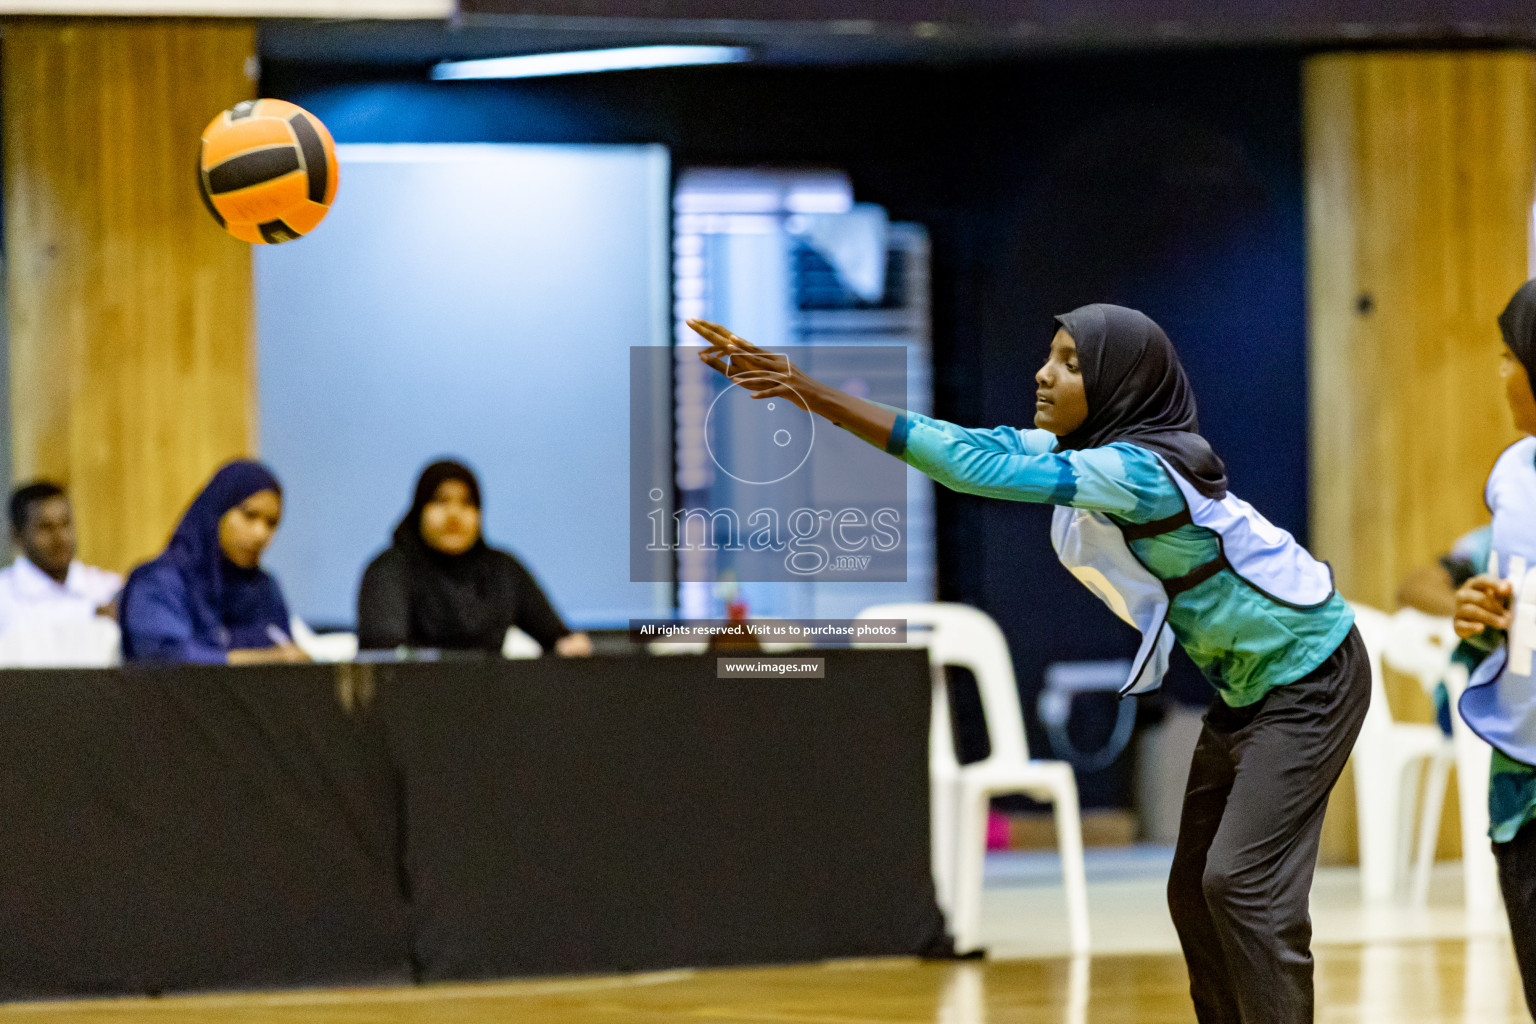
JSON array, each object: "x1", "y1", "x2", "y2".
[
  {"x1": 688, "y1": 319, "x2": 898, "y2": 450},
  {"x1": 688, "y1": 319, "x2": 1174, "y2": 521}
]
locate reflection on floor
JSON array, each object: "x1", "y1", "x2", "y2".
[
  {"x1": 0, "y1": 945, "x2": 1524, "y2": 1024},
  {"x1": 982, "y1": 846, "x2": 1512, "y2": 958},
  {"x1": 0, "y1": 848, "x2": 1525, "y2": 1024}
]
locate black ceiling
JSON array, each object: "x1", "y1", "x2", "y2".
[{"x1": 260, "y1": 2, "x2": 1536, "y2": 67}]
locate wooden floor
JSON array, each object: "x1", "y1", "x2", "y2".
[{"x1": 0, "y1": 940, "x2": 1526, "y2": 1024}]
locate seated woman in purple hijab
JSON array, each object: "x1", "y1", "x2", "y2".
[{"x1": 120, "y1": 460, "x2": 307, "y2": 665}]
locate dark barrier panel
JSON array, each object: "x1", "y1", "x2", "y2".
[
  {"x1": 0, "y1": 667, "x2": 412, "y2": 999},
  {"x1": 0, "y1": 651, "x2": 940, "y2": 998},
  {"x1": 377, "y1": 649, "x2": 944, "y2": 980},
  {"x1": 455, "y1": 0, "x2": 1536, "y2": 44}
]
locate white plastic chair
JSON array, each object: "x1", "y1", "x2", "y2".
[
  {"x1": 857, "y1": 601, "x2": 1089, "y2": 955},
  {"x1": 288, "y1": 616, "x2": 358, "y2": 663},
  {"x1": 1442, "y1": 658, "x2": 1502, "y2": 914},
  {"x1": 0, "y1": 616, "x2": 122, "y2": 668},
  {"x1": 1380, "y1": 607, "x2": 1461, "y2": 905},
  {"x1": 1349, "y1": 603, "x2": 1456, "y2": 902}
]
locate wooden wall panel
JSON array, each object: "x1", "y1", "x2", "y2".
[
  {"x1": 1304, "y1": 51, "x2": 1536, "y2": 863},
  {"x1": 4, "y1": 19, "x2": 257, "y2": 573}
]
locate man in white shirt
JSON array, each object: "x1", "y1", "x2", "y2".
[{"x1": 0, "y1": 482, "x2": 122, "y2": 637}]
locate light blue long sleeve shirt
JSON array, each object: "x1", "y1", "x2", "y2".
[{"x1": 886, "y1": 411, "x2": 1354, "y2": 706}]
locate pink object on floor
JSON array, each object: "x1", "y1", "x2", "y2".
[{"x1": 986, "y1": 810, "x2": 1010, "y2": 850}]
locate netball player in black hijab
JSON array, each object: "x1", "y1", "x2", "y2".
[
  {"x1": 692, "y1": 307, "x2": 1368, "y2": 1024},
  {"x1": 1051, "y1": 303, "x2": 1228, "y2": 497},
  {"x1": 1451, "y1": 277, "x2": 1536, "y2": 1017},
  {"x1": 356, "y1": 460, "x2": 592, "y2": 657}
]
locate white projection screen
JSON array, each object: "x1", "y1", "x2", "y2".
[{"x1": 256, "y1": 143, "x2": 671, "y2": 629}]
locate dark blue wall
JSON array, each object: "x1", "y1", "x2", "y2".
[{"x1": 266, "y1": 53, "x2": 1309, "y2": 805}]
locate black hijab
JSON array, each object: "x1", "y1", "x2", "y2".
[
  {"x1": 1053, "y1": 303, "x2": 1228, "y2": 500},
  {"x1": 1500, "y1": 278, "x2": 1536, "y2": 385},
  {"x1": 392, "y1": 460, "x2": 508, "y2": 649}
]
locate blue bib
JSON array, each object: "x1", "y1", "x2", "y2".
[{"x1": 1460, "y1": 437, "x2": 1536, "y2": 763}]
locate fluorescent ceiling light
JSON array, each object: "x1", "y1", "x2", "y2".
[{"x1": 432, "y1": 45, "x2": 749, "y2": 81}]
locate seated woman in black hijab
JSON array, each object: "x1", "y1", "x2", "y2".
[{"x1": 357, "y1": 460, "x2": 592, "y2": 657}]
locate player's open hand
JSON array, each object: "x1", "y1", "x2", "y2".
[
  {"x1": 1453, "y1": 573, "x2": 1514, "y2": 638},
  {"x1": 688, "y1": 319, "x2": 820, "y2": 411}
]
